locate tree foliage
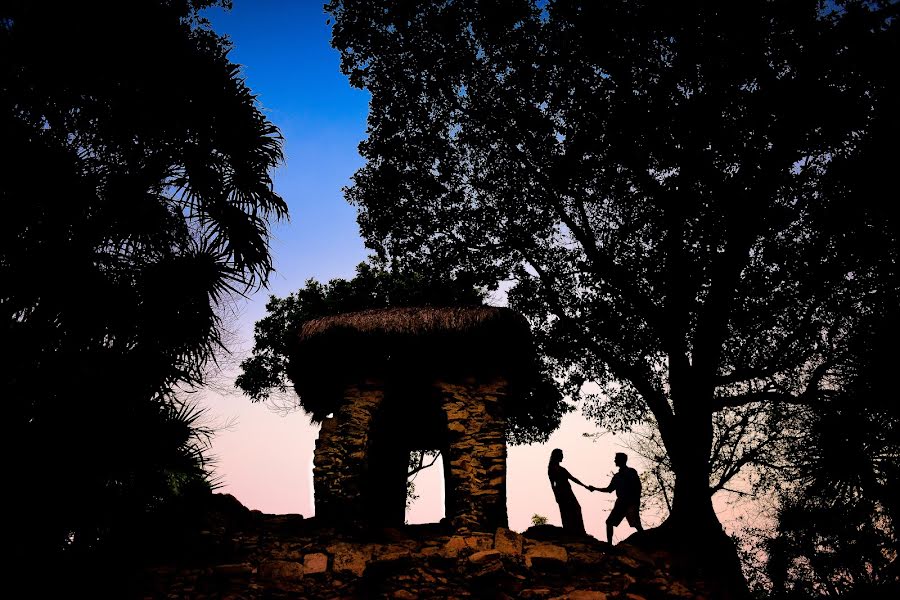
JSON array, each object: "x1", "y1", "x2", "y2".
[
  {"x1": 761, "y1": 308, "x2": 900, "y2": 598},
  {"x1": 236, "y1": 260, "x2": 485, "y2": 406},
  {"x1": 326, "y1": 0, "x2": 898, "y2": 588},
  {"x1": 1, "y1": 0, "x2": 286, "y2": 561},
  {"x1": 237, "y1": 260, "x2": 570, "y2": 444}
]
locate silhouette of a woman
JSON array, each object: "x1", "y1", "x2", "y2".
[{"x1": 547, "y1": 448, "x2": 588, "y2": 535}]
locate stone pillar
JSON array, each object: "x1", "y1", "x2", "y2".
[
  {"x1": 312, "y1": 381, "x2": 384, "y2": 525},
  {"x1": 437, "y1": 378, "x2": 508, "y2": 531}
]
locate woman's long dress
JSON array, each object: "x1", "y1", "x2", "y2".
[{"x1": 548, "y1": 463, "x2": 586, "y2": 534}]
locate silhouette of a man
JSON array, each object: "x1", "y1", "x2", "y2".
[{"x1": 591, "y1": 452, "x2": 643, "y2": 543}]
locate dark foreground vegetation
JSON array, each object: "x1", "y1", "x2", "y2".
[
  {"x1": 4, "y1": 1, "x2": 897, "y2": 598},
  {"x1": 2, "y1": 0, "x2": 285, "y2": 572}
]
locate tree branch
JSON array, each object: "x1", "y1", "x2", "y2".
[
  {"x1": 408, "y1": 450, "x2": 441, "y2": 480},
  {"x1": 516, "y1": 246, "x2": 676, "y2": 436},
  {"x1": 545, "y1": 192, "x2": 667, "y2": 335},
  {"x1": 712, "y1": 359, "x2": 836, "y2": 412}
]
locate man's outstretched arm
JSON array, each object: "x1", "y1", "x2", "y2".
[{"x1": 597, "y1": 475, "x2": 617, "y2": 493}]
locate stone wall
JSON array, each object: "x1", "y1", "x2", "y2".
[
  {"x1": 437, "y1": 378, "x2": 507, "y2": 531},
  {"x1": 313, "y1": 380, "x2": 385, "y2": 525},
  {"x1": 312, "y1": 376, "x2": 510, "y2": 532}
]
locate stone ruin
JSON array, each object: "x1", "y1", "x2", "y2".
[
  {"x1": 287, "y1": 306, "x2": 537, "y2": 532},
  {"x1": 134, "y1": 307, "x2": 718, "y2": 599}
]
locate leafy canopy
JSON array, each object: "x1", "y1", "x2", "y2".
[
  {"x1": 236, "y1": 260, "x2": 485, "y2": 405},
  {"x1": 2, "y1": 0, "x2": 286, "y2": 558},
  {"x1": 326, "y1": 0, "x2": 897, "y2": 556},
  {"x1": 237, "y1": 260, "x2": 570, "y2": 445}
]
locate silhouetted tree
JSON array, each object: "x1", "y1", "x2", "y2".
[
  {"x1": 621, "y1": 311, "x2": 899, "y2": 595},
  {"x1": 762, "y1": 308, "x2": 900, "y2": 598},
  {"x1": 1, "y1": 0, "x2": 286, "y2": 565},
  {"x1": 237, "y1": 259, "x2": 570, "y2": 444},
  {"x1": 237, "y1": 261, "x2": 483, "y2": 405},
  {"x1": 326, "y1": 0, "x2": 898, "y2": 590}
]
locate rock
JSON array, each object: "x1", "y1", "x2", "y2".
[
  {"x1": 520, "y1": 589, "x2": 553, "y2": 599},
  {"x1": 258, "y1": 560, "x2": 304, "y2": 581},
  {"x1": 442, "y1": 534, "x2": 493, "y2": 557},
  {"x1": 302, "y1": 553, "x2": 328, "y2": 574},
  {"x1": 525, "y1": 544, "x2": 568, "y2": 568},
  {"x1": 469, "y1": 549, "x2": 502, "y2": 563},
  {"x1": 495, "y1": 527, "x2": 524, "y2": 556},
  {"x1": 137, "y1": 512, "x2": 711, "y2": 599},
  {"x1": 469, "y1": 551, "x2": 505, "y2": 578},
  {"x1": 572, "y1": 592, "x2": 608, "y2": 600},
  {"x1": 375, "y1": 543, "x2": 414, "y2": 559},
  {"x1": 551, "y1": 592, "x2": 608, "y2": 600},
  {"x1": 328, "y1": 542, "x2": 373, "y2": 576},
  {"x1": 442, "y1": 535, "x2": 468, "y2": 557},
  {"x1": 444, "y1": 406, "x2": 470, "y2": 420},
  {"x1": 447, "y1": 421, "x2": 467, "y2": 433},
  {"x1": 617, "y1": 544, "x2": 656, "y2": 566},
  {"x1": 523, "y1": 524, "x2": 568, "y2": 541},
  {"x1": 376, "y1": 550, "x2": 412, "y2": 563},
  {"x1": 667, "y1": 582, "x2": 695, "y2": 598},
  {"x1": 568, "y1": 550, "x2": 607, "y2": 568},
  {"x1": 465, "y1": 534, "x2": 494, "y2": 551},
  {"x1": 615, "y1": 555, "x2": 642, "y2": 570}
]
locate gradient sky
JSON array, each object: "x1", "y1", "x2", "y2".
[{"x1": 199, "y1": 1, "x2": 676, "y2": 543}]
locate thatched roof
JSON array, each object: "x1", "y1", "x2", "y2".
[
  {"x1": 288, "y1": 306, "x2": 534, "y2": 415},
  {"x1": 298, "y1": 306, "x2": 525, "y2": 343},
  {"x1": 287, "y1": 306, "x2": 565, "y2": 441}
]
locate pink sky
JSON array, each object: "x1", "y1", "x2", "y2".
[{"x1": 206, "y1": 383, "x2": 662, "y2": 542}]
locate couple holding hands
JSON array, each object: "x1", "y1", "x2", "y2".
[{"x1": 547, "y1": 448, "x2": 643, "y2": 543}]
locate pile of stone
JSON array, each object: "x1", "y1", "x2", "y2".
[{"x1": 137, "y1": 499, "x2": 711, "y2": 599}]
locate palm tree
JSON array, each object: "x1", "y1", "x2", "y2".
[{"x1": 1, "y1": 0, "x2": 286, "y2": 560}]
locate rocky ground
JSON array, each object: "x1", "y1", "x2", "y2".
[{"x1": 131, "y1": 495, "x2": 715, "y2": 599}]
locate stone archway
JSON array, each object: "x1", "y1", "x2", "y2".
[
  {"x1": 291, "y1": 306, "x2": 534, "y2": 532},
  {"x1": 312, "y1": 376, "x2": 508, "y2": 531},
  {"x1": 362, "y1": 379, "x2": 450, "y2": 527}
]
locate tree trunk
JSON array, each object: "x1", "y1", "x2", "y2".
[
  {"x1": 630, "y1": 393, "x2": 750, "y2": 599},
  {"x1": 666, "y1": 412, "x2": 721, "y2": 534},
  {"x1": 669, "y1": 459, "x2": 721, "y2": 533}
]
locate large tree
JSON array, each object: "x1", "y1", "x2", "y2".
[
  {"x1": 326, "y1": 0, "x2": 897, "y2": 567},
  {"x1": 761, "y1": 305, "x2": 899, "y2": 598},
  {"x1": 1, "y1": 0, "x2": 286, "y2": 564}
]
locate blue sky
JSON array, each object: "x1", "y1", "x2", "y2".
[
  {"x1": 199, "y1": 1, "x2": 658, "y2": 540},
  {"x1": 205, "y1": 1, "x2": 370, "y2": 302}
]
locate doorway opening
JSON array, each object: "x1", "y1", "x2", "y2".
[{"x1": 404, "y1": 449, "x2": 445, "y2": 524}]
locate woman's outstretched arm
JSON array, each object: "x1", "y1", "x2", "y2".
[{"x1": 565, "y1": 468, "x2": 592, "y2": 489}]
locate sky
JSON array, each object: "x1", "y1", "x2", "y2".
[{"x1": 198, "y1": 1, "x2": 665, "y2": 543}]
